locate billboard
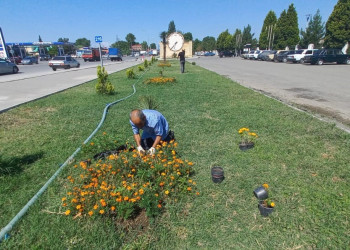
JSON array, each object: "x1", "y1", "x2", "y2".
[{"x1": 0, "y1": 27, "x2": 9, "y2": 59}]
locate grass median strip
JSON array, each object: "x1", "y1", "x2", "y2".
[{"x1": 1, "y1": 61, "x2": 350, "y2": 248}]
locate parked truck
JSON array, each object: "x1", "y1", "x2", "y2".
[
  {"x1": 82, "y1": 48, "x2": 100, "y2": 62},
  {"x1": 108, "y1": 48, "x2": 122, "y2": 61}
]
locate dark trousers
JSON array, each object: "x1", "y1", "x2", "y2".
[
  {"x1": 180, "y1": 60, "x2": 185, "y2": 73},
  {"x1": 141, "y1": 130, "x2": 175, "y2": 150}
]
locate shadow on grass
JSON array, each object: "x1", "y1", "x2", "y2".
[{"x1": 0, "y1": 152, "x2": 44, "y2": 176}]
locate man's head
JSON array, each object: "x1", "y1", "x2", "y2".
[{"x1": 130, "y1": 109, "x2": 146, "y2": 129}]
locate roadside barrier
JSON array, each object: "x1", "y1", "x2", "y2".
[{"x1": 0, "y1": 66, "x2": 148, "y2": 242}]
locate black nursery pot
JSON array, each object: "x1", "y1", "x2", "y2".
[
  {"x1": 253, "y1": 186, "x2": 268, "y2": 200},
  {"x1": 211, "y1": 166, "x2": 224, "y2": 183},
  {"x1": 258, "y1": 202, "x2": 274, "y2": 217},
  {"x1": 239, "y1": 142, "x2": 254, "y2": 151}
]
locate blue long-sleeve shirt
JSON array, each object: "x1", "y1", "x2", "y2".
[{"x1": 130, "y1": 109, "x2": 169, "y2": 140}]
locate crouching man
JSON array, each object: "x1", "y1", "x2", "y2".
[{"x1": 129, "y1": 109, "x2": 174, "y2": 155}]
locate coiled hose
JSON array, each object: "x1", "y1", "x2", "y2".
[{"x1": 0, "y1": 66, "x2": 148, "y2": 242}]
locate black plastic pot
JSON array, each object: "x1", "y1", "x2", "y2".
[
  {"x1": 239, "y1": 142, "x2": 254, "y2": 151},
  {"x1": 258, "y1": 202, "x2": 274, "y2": 217},
  {"x1": 211, "y1": 166, "x2": 224, "y2": 183},
  {"x1": 253, "y1": 186, "x2": 268, "y2": 200}
]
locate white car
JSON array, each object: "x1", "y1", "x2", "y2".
[
  {"x1": 48, "y1": 56, "x2": 80, "y2": 71},
  {"x1": 287, "y1": 49, "x2": 319, "y2": 63}
]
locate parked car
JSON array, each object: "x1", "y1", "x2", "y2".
[
  {"x1": 39, "y1": 54, "x2": 51, "y2": 61},
  {"x1": 286, "y1": 49, "x2": 305, "y2": 63},
  {"x1": 241, "y1": 52, "x2": 249, "y2": 59},
  {"x1": 252, "y1": 50, "x2": 262, "y2": 60},
  {"x1": 248, "y1": 50, "x2": 256, "y2": 59},
  {"x1": 48, "y1": 56, "x2": 80, "y2": 71},
  {"x1": 22, "y1": 56, "x2": 38, "y2": 65},
  {"x1": 259, "y1": 50, "x2": 276, "y2": 61},
  {"x1": 204, "y1": 52, "x2": 215, "y2": 56},
  {"x1": 303, "y1": 49, "x2": 350, "y2": 65},
  {"x1": 274, "y1": 50, "x2": 293, "y2": 62},
  {"x1": 0, "y1": 58, "x2": 19, "y2": 74},
  {"x1": 219, "y1": 51, "x2": 234, "y2": 57},
  {"x1": 299, "y1": 49, "x2": 319, "y2": 64},
  {"x1": 9, "y1": 56, "x2": 22, "y2": 64}
]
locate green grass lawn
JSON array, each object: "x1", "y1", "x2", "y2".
[{"x1": 1, "y1": 60, "x2": 350, "y2": 249}]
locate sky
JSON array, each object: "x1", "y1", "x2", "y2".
[{"x1": 0, "y1": 0, "x2": 338, "y2": 48}]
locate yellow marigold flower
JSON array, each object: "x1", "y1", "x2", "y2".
[
  {"x1": 193, "y1": 181, "x2": 196, "y2": 185},
  {"x1": 103, "y1": 132, "x2": 107, "y2": 135},
  {"x1": 165, "y1": 190, "x2": 169, "y2": 195},
  {"x1": 139, "y1": 189, "x2": 144, "y2": 195},
  {"x1": 61, "y1": 197, "x2": 67, "y2": 202},
  {"x1": 93, "y1": 204, "x2": 98, "y2": 210},
  {"x1": 76, "y1": 205, "x2": 82, "y2": 210},
  {"x1": 88, "y1": 211, "x2": 93, "y2": 216},
  {"x1": 132, "y1": 154, "x2": 138, "y2": 158},
  {"x1": 270, "y1": 202, "x2": 275, "y2": 208},
  {"x1": 71, "y1": 198, "x2": 78, "y2": 203},
  {"x1": 99, "y1": 210, "x2": 105, "y2": 214},
  {"x1": 177, "y1": 171, "x2": 181, "y2": 175},
  {"x1": 188, "y1": 162, "x2": 194, "y2": 166},
  {"x1": 262, "y1": 183, "x2": 269, "y2": 189},
  {"x1": 161, "y1": 172, "x2": 166, "y2": 176},
  {"x1": 155, "y1": 193, "x2": 159, "y2": 197},
  {"x1": 67, "y1": 192, "x2": 72, "y2": 195},
  {"x1": 64, "y1": 210, "x2": 71, "y2": 215}
]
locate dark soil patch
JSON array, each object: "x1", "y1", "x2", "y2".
[{"x1": 116, "y1": 209, "x2": 150, "y2": 234}]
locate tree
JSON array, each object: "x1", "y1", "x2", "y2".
[
  {"x1": 75, "y1": 38, "x2": 91, "y2": 48},
  {"x1": 168, "y1": 20, "x2": 176, "y2": 35},
  {"x1": 58, "y1": 38, "x2": 69, "y2": 43},
  {"x1": 150, "y1": 43, "x2": 156, "y2": 49},
  {"x1": 125, "y1": 33, "x2": 136, "y2": 46},
  {"x1": 217, "y1": 29, "x2": 233, "y2": 51},
  {"x1": 259, "y1": 11, "x2": 277, "y2": 50},
  {"x1": 141, "y1": 41, "x2": 148, "y2": 50},
  {"x1": 300, "y1": 9, "x2": 325, "y2": 49},
  {"x1": 232, "y1": 29, "x2": 242, "y2": 54},
  {"x1": 274, "y1": 4, "x2": 299, "y2": 49},
  {"x1": 160, "y1": 31, "x2": 167, "y2": 61},
  {"x1": 183, "y1": 32, "x2": 193, "y2": 41},
  {"x1": 39, "y1": 35, "x2": 43, "y2": 42},
  {"x1": 111, "y1": 40, "x2": 130, "y2": 55},
  {"x1": 193, "y1": 39, "x2": 202, "y2": 52},
  {"x1": 242, "y1": 25, "x2": 254, "y2": 46},
  {"x1": 47, "y1": 46, "x2": 58, "y2": 56},
  {"x1": 202, "y1": 36, "x2": 216, "y2": 51},
  {"x1": 324, "y1": 0, "x2": 350, "y2": 52}
]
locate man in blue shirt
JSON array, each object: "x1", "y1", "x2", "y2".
[{"x1": 129, "y1": 109, "x2": 174, "y2": 155}]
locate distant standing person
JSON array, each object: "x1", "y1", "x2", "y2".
[{"x1": 178, "y1": 49, "x2": 185, "y2": 73}]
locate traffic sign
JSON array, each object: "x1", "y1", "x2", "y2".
[{"x1": 95, "y1": 36, "x2": 102, "y2": 43}]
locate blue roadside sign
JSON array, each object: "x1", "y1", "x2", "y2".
[{"x1": 95, "y1": 36, "x2": 102, "y2": 43}]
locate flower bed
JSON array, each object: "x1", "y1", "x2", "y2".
[
  {"x1": 158, "y1": 62, "x2": 171, "y2": 67},
  {"x1": 62, "y1": 140, "x2": 197, "y2": 220},
  {"x1": 144, "y1": 77, "x2": 176, "y2": 84}
]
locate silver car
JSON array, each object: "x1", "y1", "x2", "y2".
[
  {"x1": 0, "y1": 58, "x2": 19, "y2": 74},
  {"x1": 48, "y1": 56, "x2": 80, "y2": 71}
]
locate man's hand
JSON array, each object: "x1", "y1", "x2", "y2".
[
  {"x1": 149, "y1": 147, "x2": 156, "y2": 156},
  {"x1": 137, "y1": 146, "x2": 145, "y2": 154}
]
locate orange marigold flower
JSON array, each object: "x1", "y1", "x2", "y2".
[
  {"x1": 155, "y1": 193, "x2": 159, "y2": 197},
  {"x1": 157, "y1": 204, "x2": 162, "y2": 208},
  {"x1": 71, "y1": 198, "x2": 78, "y2": 203},
  {"x1": 99, "y1": 210, "x2": 105, "y2": 214},
  {"x1": 124, "y1": 196, "x2": 129, "y2": 201},
  {"x1": 110, "y1": 206, "x2": 116, "y2": 211},
  {"x1": 64, "y1": 210, "x2": 71, "y2": 215},
  {"x1": 262, "y1": 183, "x2": 269, "y2": 189},
  {"x1": 116, "y1": 197, "x2": 122, "y2": 202},
  {"x1": 90, "y1": 142, "x2": 94, "y2": 146},
  {"x1": 93, "y1": 204, "x2": 98, "y2": 210},
  {"x1": 132, "y1": 154, "x2": 138, "y2": 158},
  {"x1": 196, "y1": 192, "x2": 200, "y2": 195},
  {"x1": 76, "y1": 204, "x2": 82, "y2": 210},
  {"x1": 188, "y1": 162, "x2": 194, "y2": 166},
  {"x1": 61, "y1": 197, "x2": 67, "y2": 202},
  {"x1": 159, "y1": 182, "x2": 165, "y2": 187},
  {"x1": 187, "y1": 187, "x2": 192, "y2": 191},
  {"x1": 139, "y1": 189, "x2": 144, "y2": 195},
  {"x1": 88, "y1": 211, "x2": 93, "y2": 216},
  {"x1": 62, "y1": 203, "x2": 67, "y2": 207}
]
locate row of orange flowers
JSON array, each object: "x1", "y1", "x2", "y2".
[{"x1": 62, "y1": 140, "x2": 198, "y2": 219}]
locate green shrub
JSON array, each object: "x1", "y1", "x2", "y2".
[
  {"x1": 95, "y1": 66, "x2": 115, "y2": 95},
  {"x1": 138, "y1": 65, "x2": 144, "y2": 71},
  {"x1": 138, "y1": 95, "x2": 158, "y2": 110},
  {"x1": 192, "y1": 62, "x2": 196, "y2": 65},
  {"x1": 144, "y1": 59, "x2": 149, "y2": 68},
  {"x1": 126, "y1": 68, "x2": 135, "y2": 79}
]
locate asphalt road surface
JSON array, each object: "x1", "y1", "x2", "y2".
[
  {"x1": 192, "y1": 56, "x2": 350, "y2": 125},
  {"x1": 0, "y1": 57, "x2": 142, "y2": 112}
]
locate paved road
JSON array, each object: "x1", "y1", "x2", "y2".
[
  {"x1": 192, "y1": 56, "x2": 350, "y2": 124},
  {"x1": 0, "y1": 57, "x2": 143, "y2": 112}
]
